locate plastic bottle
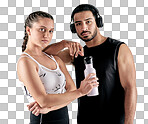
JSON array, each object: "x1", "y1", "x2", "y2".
[{"x1": 84, "y1": 56, "x2": 99, "y2": 96}]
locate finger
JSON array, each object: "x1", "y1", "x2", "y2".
[
  {"x1": 81, "y1": 77, "x2": 97, "y2": 89},
  {"x1": 84, "y1": 73, "x2": 96, "y2": 81},
  {"x1": 78, "y1": 45, "x2": 84, "y2": 56},
  {"x1": 85, "y1": 82, "x2": 99, "y2": 92},
  {"x1": 69, "y1": 44, "x2": 73, "y2": 56},
  {"x1": 75, "y1": 43, "x2": 80, "y2": 58},
  {"x1": 32, "y1": 106, "x2": 39, "y2": 115},
  {"x1": 34, "y1": 109, "x2": 40, "y2": 116},
  {"x1": 30, "y1": 103, "x2": 38, "y2": 112},
  {"x1": 30, "y1": 103, "x2": 38, "y2": 111},
  {"x1": 27, "y1": 101, "x2": 36, "y2": 110},
  {"x1": 87, "y1": 77, "x2": 98, "y2": 83},
  {"x1": 27, "y1": 101, "x2": 36, "y2": 108},
  {"x1": 91, "y1": 81, "x2": 99, "y2": 87},
  {"x1": 72, "y1": 43, "x2": 76, "y2": 56}
]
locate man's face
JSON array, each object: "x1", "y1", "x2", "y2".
[{"x1": 74, "y1": 11, "x2": 98, "y2": 42}]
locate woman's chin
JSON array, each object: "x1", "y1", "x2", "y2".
[{"x1": 41, "y1": 45, "x2": 48, "y2": 50}]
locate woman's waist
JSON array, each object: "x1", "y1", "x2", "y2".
[{"x1": 41, "y1": 106, "x2": 69, "y2": 121}]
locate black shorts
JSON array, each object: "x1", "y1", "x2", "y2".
[{"x1": 30, "y1": 106, "x2": 69, "y2": 124}]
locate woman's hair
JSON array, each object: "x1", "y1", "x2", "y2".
[{"x1": 22, "y1": 11, "x2": 54, "y2": 52}]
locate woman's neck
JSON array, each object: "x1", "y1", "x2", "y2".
[{"x1": 24, "y1": 43, "x2": 44, "y2": 56}]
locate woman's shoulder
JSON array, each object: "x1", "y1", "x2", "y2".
[
  {"x1": 17, "y1": 54, "x2": 37, "y2": 69},
  {"x1": 17, "y1": 54, "x2": 39, "y2": 81},
  {"x1": 18, "y1": 54, "x2": 30, "y2": 64}
]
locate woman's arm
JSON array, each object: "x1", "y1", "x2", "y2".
[
  {"x1": 17, "y1": 56, "x2": 98, "y2": 108},
  {"x1": 27, "y1": 100, "x2": 71, "y2": 116}
]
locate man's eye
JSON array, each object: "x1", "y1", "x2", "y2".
[
  {"x1": 40, "y1": 28, "x2": 45, "y2": 32},
  {"x1": 75, "y1": 23, "x2": 81, "y2": 26},
  {"x1": 86, "y1": 21, "x2": 91, "y2": 24}
]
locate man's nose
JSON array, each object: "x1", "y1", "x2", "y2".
[{"x1": 81, "y1": 23, "x2": 88, "y2": 31}]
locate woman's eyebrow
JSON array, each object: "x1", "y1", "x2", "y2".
[{"x1": 38, "y1": 25, "x2": 54, "y2": 30}]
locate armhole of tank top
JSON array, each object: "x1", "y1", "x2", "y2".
[
  {"x1": 43, "y1": 52, "x2": 60, "y2": 70},
  {"x1": 114, "y1": 42, "x2": 125, "y2": 70},
  {"x1": 19, "y1": 54, "x2": 41, "y2": 74},
  {"x1": 51, "y1": 55, "x2": 60, "y2": 70}
]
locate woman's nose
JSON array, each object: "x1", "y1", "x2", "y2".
[{"x1": 44, "y1": 32, "x2": 50, "y2": 38}]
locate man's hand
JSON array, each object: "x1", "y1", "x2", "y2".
[
  {"x1": 27, "y1": 101, "x2": 51, "y2": 116},
  {"x1": 61, "y1": 40, "x2": 84, "y2": 58}
]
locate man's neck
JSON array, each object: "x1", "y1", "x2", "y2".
[{"x1": 85, "y1": 33, "x2": 107, "y2": 48}]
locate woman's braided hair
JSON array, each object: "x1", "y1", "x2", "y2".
[{"x1": 22, "y1": 11, "x2": 54, "y2": 52}]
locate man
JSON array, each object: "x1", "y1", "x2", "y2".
[{"x1": 28, "y1": 4, "x2": 137, "y2": 124}]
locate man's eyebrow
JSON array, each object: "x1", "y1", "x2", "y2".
[
  {"x1": 74, "y1": 18, "x2": 93, "y2": 23},
  {"x1": 84, "y1": 18, "x2": 93, "y2": 21}
]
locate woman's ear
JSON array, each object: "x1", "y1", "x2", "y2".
[{"x1": 26, "y1": 26, "x2": 31, "y2": 36}]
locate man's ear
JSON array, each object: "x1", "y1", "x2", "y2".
[{"x1": 26, "y1": 26, "x2": 31, "y2": 36}]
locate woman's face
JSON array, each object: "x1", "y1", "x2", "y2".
[{"x1": 27, "y1": 17, "x2": 54, "y2": 49}]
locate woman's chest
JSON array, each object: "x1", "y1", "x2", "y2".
[
  {"x1": 35, "y1": 56, "x2": 57, "y2": 70},
  {"x1": 39, "y1": 68, "x2": 66, "y2": 94}
]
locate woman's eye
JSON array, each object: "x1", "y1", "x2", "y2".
[
  {"x1": 40, "y1": 28, "x2": 45, "y2": 32},
  {"x1": 49, "y1": 30, "x2": 54, "y2": 33}
]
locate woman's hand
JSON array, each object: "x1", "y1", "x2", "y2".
[
  {"x1": 27, "y1": 101, "x2": 51, "y2": 116},
  {"x1": 61, "y1": 40, "x2": 84, "y2": 58},
  {"x1": 78, "y1": 73, "x2": 99, "y2": 96}
]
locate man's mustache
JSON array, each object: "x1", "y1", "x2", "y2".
[{"x1": 81, "y1": 31, "x2": 91, "y2": 36}]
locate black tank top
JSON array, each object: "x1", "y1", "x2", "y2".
[{"x1": 74, "y1": 37, "x2": 125, "y2": 124}]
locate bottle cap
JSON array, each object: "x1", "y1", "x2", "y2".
[{"x1": 84, "y1": 56, "x2": 93, "y2": 64}]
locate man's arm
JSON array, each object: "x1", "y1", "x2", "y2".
[
  {"x1": 43, "y1": 40, "x2": 65, "y2": 56},
  {"x1": 43, "y1": 40, "x2": 84, "y2": 65},
  {"x1": 118, "y1": 44, "x2": 137, "y2": 124}
]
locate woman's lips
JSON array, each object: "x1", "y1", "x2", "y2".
[{"x1": 42, "y1": 40, "x2": 48, "y2": 43}]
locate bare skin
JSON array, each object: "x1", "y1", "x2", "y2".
[
  {"x1": 28, "y1": 10, "x2": 137, "y2": 124},
  {"x1": 17, "y1": 17, "x2": 99, "y2": 116}
]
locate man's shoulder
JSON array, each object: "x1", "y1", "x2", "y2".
[
  {"x1": 107, "y1": 37, "x2": 125, "y2": 49},
  {"x1": 108, "y1": 37, "x2": 124, "y2": 44}
]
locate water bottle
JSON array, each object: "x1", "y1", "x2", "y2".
[{"x1": 84, "y1": 56, "x2": 99, "y2": 96}]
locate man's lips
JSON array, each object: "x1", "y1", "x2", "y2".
[{"x1": 81, "y1": 31, "x2": 91, "y2": 36}]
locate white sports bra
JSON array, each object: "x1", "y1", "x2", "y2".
[{"x1": 19, "y1": 52, "x2": 66, "y2": 103}]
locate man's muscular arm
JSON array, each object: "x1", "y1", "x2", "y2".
[
  {"x1": 43, "y1": 40, "x2": 84, "y2": 64},
  {"x1": 43, "y1": 40, "x2": 65, "y2": 55},
  {"x1": 118, "y1": 44, "x2": 137, "y2": 124}
]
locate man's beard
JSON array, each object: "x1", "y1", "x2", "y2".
[{"x1": 77, "y1": 28, "x2": 97, "y2": 42}]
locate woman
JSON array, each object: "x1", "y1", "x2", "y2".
[{"x1": 17, "y1": 11, "x2": 98, "y2": 124}]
